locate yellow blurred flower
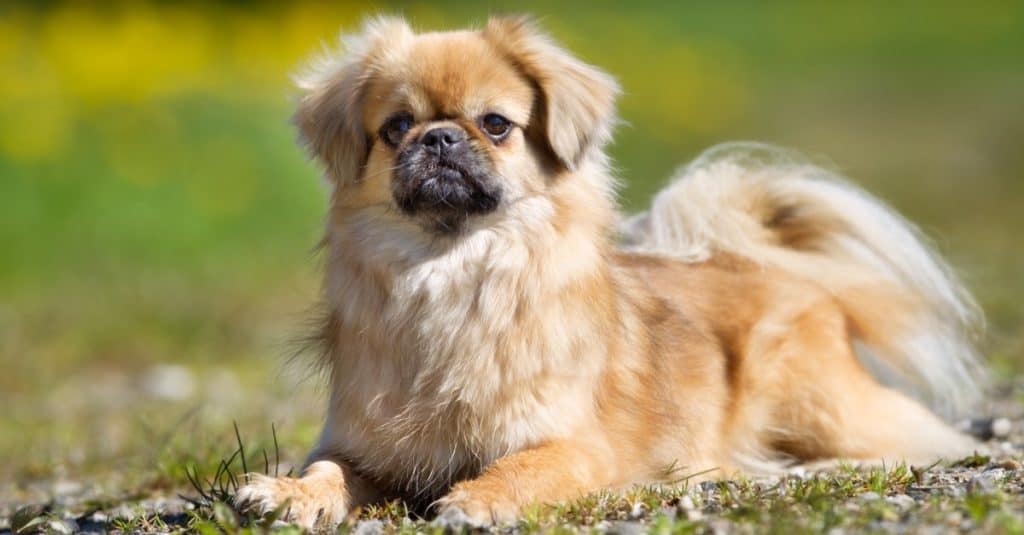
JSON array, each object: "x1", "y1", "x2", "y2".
[
  {"x1": 0, "y1": 12, "x2": 73, "y2": 162},
  {"x1": 42, "y1": 3, "x2": 215, "y2": 104}
]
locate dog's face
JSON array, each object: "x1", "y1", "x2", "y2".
[
  {"x1": 363, "y1": 31, "x2": 535, "y2": 233},
  {"x1": 294, "y1": 16, "x2": 619, "y2": 235}
]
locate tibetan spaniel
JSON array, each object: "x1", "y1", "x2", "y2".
[{"x1": 236, "y1": 15, "x2": 985, "y2": 529}]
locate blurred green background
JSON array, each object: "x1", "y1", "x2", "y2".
[{"x1": 2, "y1": 1, "x2": 1022, "y2": 495}]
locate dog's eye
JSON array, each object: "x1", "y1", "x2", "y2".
[
  {"x1": 380, "y1": 113, "x2": 414, "y2": 147},
  {"x1": 480, "y1": 113, "x2": 512, "y2": 139}
]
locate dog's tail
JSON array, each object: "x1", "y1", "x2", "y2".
[{"x1": 620, "y1": 142, "x2": 985, "y2": 418}]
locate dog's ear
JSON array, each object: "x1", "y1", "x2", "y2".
[
  {"x1": 292, "y1": 17, "x2": 414, "y2": 186},
  {"x1": 484, "y1": 16, "x2": 620, "y2": 171}
]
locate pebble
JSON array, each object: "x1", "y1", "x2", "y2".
[
  {"x1": 708, "y1": 519, "x2": 733, "y2": 535},
  {"x1": 607, "y1": 521, "x2": 646, "y2": 535},
  {"x1": 52, "y1": 480, "x2": 82, "y2": 496},
  {"x1": 968, "y1": 470, "x2": 1003, "y2": 494},
  {"x1": 10, "y1": 504, "x2": 47, "y2": 533},
  {"x1": 998, "y1": 459, "x2": 1021, "y2": 470},
  {"x1": 992, "y1": 417, "x2": 1012, "y2": 438},
  {"x1": 109, "y1": 503, "x2": 139, "y2": 520},
  {"x1": 142, "y1": 364, "x2": 196, "y2": 400},
  {"x1": 886, "y1": 494, "x2": 916, "y2": 509},
  {"x1": 858, "y1": 491, "x2": 881, "y2": 502},
  {"x1": 46, "y1": 518, "x2": 79, "y2": 534},
  {"x1": 958, "y1": 417, "x2": 1011, "y2": 441},
  {"x1": 354, "y1": 519, "x2": 385, "y2": 535}
]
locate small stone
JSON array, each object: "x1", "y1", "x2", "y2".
[
  {"x1": 679, "y1": 495, "x2": 696, "y2": 510},
  {"x1": 109, "y1": 504, "x2": 136, "y2": 520},
  {"x1": 11, "y1": 505, "x2": 47, "y2": 533},
  {"x1": 959, "y1": 418, "x2": 999, "y2": 440},
  {"x1": 992, "y1": 418, "x2": 1012, "y2": 438},
  {"x1": 142, "y1": 364, "x2": 195, "y2": 400},
  {"x1": 968, "y1": 470, "x2": 1003, "y2": 494},
  {"x1": 998, "y1": 459, "x2": 1021, "y2": 470},
  {"x1": 354, "y1": 519, "x2": 385, "y2": 535},
  {"x1": 52, "y1": 480, "x2": 82, "y2": 496},
  {"x1": 607, "y1": 521, "x2": 646, "y2": 535},
  {"x1": 46, "y1": 518, "x2": 78, "y2": 535},
  {"x1": 885, "y1": 494, "x2": 915, "y2": 509},
  {"x1": 709, "y1": 519, "x2": 732, "y2": 535},
  {"x1": 628, "y1": 501, "x2": 648, "y2": 519},
  {"x1": 859, "y1": 491, "x2": 881, "y2": 501}
]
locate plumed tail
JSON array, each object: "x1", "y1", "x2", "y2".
[{"x1": 621, "y1": 142, "x2": 986, "y2": 418}]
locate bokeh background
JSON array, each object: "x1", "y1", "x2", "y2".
[{"x1": 2, "y1": 0, "x2": 1022, "y2": 499}]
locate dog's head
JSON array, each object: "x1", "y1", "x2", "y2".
[{"x1": 294, "y1": 16, "x2": 619, "y2": 235}]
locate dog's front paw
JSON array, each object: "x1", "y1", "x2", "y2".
[
  {"x1": 235, "y1": 473, "x2": 348, "y2": 529},
  {"x1": 434, "y1": 487, "x2": 520, "y2": 527}
]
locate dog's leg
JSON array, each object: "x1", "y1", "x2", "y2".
[
  {"x1": 821, "y1": 376, "x2": 978, "y2": 464},
  {"x1": 754, "y1": 301, "x2": 977, "y2": 465},
  {"x1": 235, "y1": 456, "x2": 379, "y2": 529},
  {"x1": 434, "y1": 439, "x2": 615, "y2": 526}
]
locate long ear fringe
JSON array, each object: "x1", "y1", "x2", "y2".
[
  {"x1": 484, "y1": 15, "x2": 621, "y2": 171},
  {"x1": 291, "y1": 16, "x2": 414, "y2": 186}
]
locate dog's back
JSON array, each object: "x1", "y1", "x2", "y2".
[{"x1": 621, "y1": 142, "x2": 986, "y2": 419}]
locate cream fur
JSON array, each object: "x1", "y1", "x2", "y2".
[
  {"x1": 620, "y1": 142, "x2": 986, "y2": 417},
  {"x1": 235, "y1": 16, "x2": 985, "y2": 529}
]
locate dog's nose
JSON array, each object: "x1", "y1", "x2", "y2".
[{"x1": 420, "y1": 127, "x2": 465, "y2": 154}]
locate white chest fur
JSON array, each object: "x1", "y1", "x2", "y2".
[{"x1": 315, "y1": 203, "x2": 609, "y2": 494}]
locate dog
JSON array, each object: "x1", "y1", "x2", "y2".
[{"x1": 235, "y1": 15, "x2": 986, "y2": 528}]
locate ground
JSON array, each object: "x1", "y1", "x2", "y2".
[{"x1": 3, "y1": 384, "x2": 1023, "y2": 534}]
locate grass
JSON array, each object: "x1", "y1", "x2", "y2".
[
  {"x1": 2, "y1": 2, "x2": 1023, "y2": 533},
  {"x1": 9, "y1": 442, "x2": 1024, "y2": 533},
  {"x1": 9, "y1": 422, "x2": 1021, "y2": 534}
]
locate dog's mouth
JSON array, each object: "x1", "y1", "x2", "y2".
[{"x1": 392, "y1": 156, "x2": 502, "y2": 233}]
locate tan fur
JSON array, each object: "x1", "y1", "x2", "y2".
[{"x1": 235, "y1": 15, "x2": 983, "y2": 529}]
